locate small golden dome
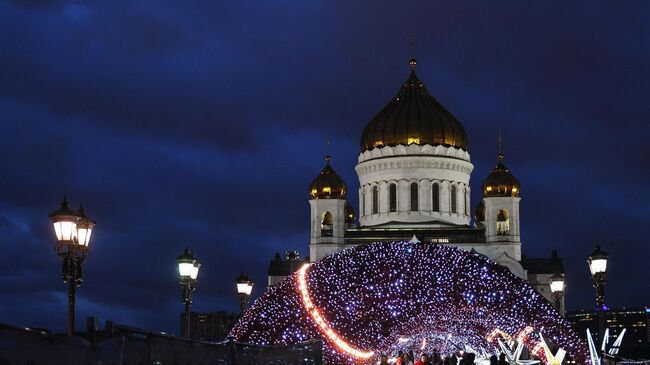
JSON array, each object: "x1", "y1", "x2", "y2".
[
  {"x1": 483, "y1": 153, "x2": 520, "y2": 197},
  {"x1": 309, "y1": 155, "x2": 347, "y2": 199}
]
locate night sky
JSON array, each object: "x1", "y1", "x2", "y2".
[{"x1": 1, "y1": 1, "x2": 649, "y2": 335}]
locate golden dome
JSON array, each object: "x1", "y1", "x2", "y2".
[
  {"x1": 360, "y1": 59, "x2": 468, "y2": 152},
  {"x1": 309, "y1": 155, "x2": 347, "y2": 199},
  {"x1": 483, "y1": 153, "x2": 520, "y2": 197}
]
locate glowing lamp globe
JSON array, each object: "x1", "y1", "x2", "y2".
[
  {"x1": 49, "y1": 197, "x2": 79, "y2": 243},
  {"x1": 550, "y1": 273, "x2": 565, "y2": 293},
  {"x1": 190, "y1": 261, "x2": 201, "y2": 280},
  {"x1": 587, "y1": 244, "x2": 608, "y2": 276},
  {"x1": 176, "y1": 248, "x2": 196, "y2": 279},
  {"x1": 75, "y1": 204, "x2": 95, "y2": 248},
  {"x1": 236, "y1": 273, "x2": 254, "y2": 296}
]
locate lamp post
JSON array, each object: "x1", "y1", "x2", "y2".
[
  {"x1": 587, "y1": 243, "x2": 609, "y2": 345},
  {"x1": 235, "y1": 273, "x2": 254, "y2": 314},
  {"x1": 549, "y1": 273, "x2": 565, "y2": 314},
  {"x1": 177, "y1": 247, "x2": 200, "y2": 338},
  {"x1": 49, "y1": 197, "x2": 95, "y2": 337}
]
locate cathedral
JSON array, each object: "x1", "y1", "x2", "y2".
[{"x1": 267, "y1": 58, "x2": 565, "y2": 314}]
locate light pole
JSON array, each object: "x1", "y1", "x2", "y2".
[
  {"x1": 235, "y1": 273, "x2": 254, "y2": 314},
  {"x1": 49, "y1": 197, "x2": 96, "y2": 337},
  {"x1": 549, "y1": 273, "x2": 565, "y2": 314},
  {"x1": 177, "y1": 247, "x2": 200, "y2": 338},
  {"x1": 587, "y1": 243, "x2": 609, "y2": 345}
]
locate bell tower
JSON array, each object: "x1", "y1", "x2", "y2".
[
  {"x1": 308, "y1": 155, "x2": 348, "y2": 262},
  {"x1": 482, "y1": 148, "x2": 522, "y2": 259}
]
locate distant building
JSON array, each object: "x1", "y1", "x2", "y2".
[
  {"x1": 267, "y1": 250, "x2": 309, "y2": 288},
  {"x1": 566, "y1": 307, "x2": 650, "y2": 348},
  {"x1": 521, "y1": 250, "x2": 565, "y2": 315},
  {"x1": 181, "y1": 311, "x2": 239, "y2": 342}
]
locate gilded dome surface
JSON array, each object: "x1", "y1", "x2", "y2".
[
  {"x1": 309, "y1": 156, "x2": 347, "y2": 199},
  {"x1": 360, "y1": 59, "x2": 468, "y2": 152},
  {"x1": 483, "y1": 153, "x2": 520, "y2": 197}
]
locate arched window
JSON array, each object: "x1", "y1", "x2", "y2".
[
  {"x1": 321, "y1": 211, "x2": 333, "y2": 237},
  {"x1": 372, "y1": 186, "x2": 379, "y2": 214},
  {"x1": 410, "y1": 182, "x2": 419, "y2": 211},
  {"x1": 432, "y1": 183, "x2": 440, "y2": 212},
  {"x1": 463, "y1": 187, "x2": 468, "y2": 216},
  {"x1": 451, "y1": 185, "x2": 457, "y2": 214},
  {"x1": 362, "y1": 189, "x2": 366, "y2": 216},
  {"x1": 389, "y1": 184, "x2": 397, "y2": 212},
  {"x1": 497, "y1": 209, "x2": 510, "y2": 235}
]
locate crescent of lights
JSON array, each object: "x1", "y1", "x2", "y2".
[
  {"x1": 297, "y1": 264, "x2": 374, "y2": 359},
  {"x1": 229, "y1": 242, "x2": 589, "y2": 364}
]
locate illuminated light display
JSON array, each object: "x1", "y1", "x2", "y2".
[
  {"x1": 230, "y1": 241, "x2": 589, "y2": 364},
  {"x1": 298, "y1": 264, "x2": 375, "y2": 360},
  {"x1": 516, "y1": 326, "x2": 534, "y2": 344}
]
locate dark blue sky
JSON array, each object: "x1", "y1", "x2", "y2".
[{"x1": 1, "y1": 0, "x2": 649, "y2": 334}]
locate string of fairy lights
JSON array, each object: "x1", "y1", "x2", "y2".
[{"x1": 229, "y1": 241, "x2": 589, "y2": 364}]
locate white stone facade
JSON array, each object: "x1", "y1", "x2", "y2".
[
  {"x1": 356, "y1": 144, "x2": 473, "y2": 227},
  {"x1": 309, "y1": 198, "x2": 346, "y2": 261}
]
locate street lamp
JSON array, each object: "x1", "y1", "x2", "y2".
[
  {"x1": 235, "y1": 273, "x2": 254, "y2": 314},
  {"x1": 549, "y1": 273, "x2": 565, "y2": 314},
  {"x1": 588, "y1": 243, "x2": 609, "y2": 310},
  {"x1": 177, "y1": 247, "x2": 200, "y2": 338},
  {"x1": 588, "y1": 243, "x2": 609, "y2": 346},
  {"x1": 49, "y1": 197, "x2": 96, "y2": 337}
]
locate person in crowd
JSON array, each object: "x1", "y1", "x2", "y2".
[
  {"x1": 402, "y1": 352, "x2": 415, "y2": 365},
  {"x1": 443, "y1": 356, "x2": 452, "y2": 365},
  {"x1": 415, "y1": 353, "x2": 432, "y2": 365},
  {"x1": 432, "y1": 350, "x2": 442, "y2": 365},
  {"x1": 498, "y1": 353, "x2": 507, "y2": 365},
  {"x1": 379, "y1": 354, "x2": 389, "y2": 365},
  {"x1": 459, "y1": 352, "x2": 474, "y2": 365},
  {"x1": 450, "y1": 351, "x2": 460, "y2": 365},
  {"x1": 396, "y1": 351, "x2": 404, "y2": 365},
  {"x1": 489, "y1": 354, "x2": 499, "y2": 365}
]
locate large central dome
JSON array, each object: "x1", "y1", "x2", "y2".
[{"x1": 360, "y1": 59, "x2": 468, "y2": 152}]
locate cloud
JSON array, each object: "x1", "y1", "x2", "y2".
[{"x1": 0, "y1": 0, "x2": 648, "y2": 333}]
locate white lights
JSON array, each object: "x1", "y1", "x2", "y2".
[
  {"x1": 53, "y1": 220, "x2": 77, "y2": 242},
  {"x1": 550, "y1": 274, "x2": 565, "y2": 293},
  {"x1": 176, "y1": 248, "x2": 198, "y2": 279},
  {"x1": 236, "y1": 273, "x2": 254, "y2": 295},
  {"x1": 237, "y1": 282, "x2": 253, "y2": 296},
  {"x1": 190, "y1": 262, "x2": 200, "y2": 280},
  {"x1": 231, "y1": 241, "x2": 589, "y2": 364},
  {"x1": 50, "y1": 198, "x2": 96, "y2": 248},
  {"x1": 178, "y1": 262, "x2": 193, "y2": 277},
  {"x1": 588, "y1": 258, "x2": 607, "y2": 276},
  {"x1": 587, "y1": 244, "x2": 609, "y2": 276},
  {"x1": 297, "y1": 264, "x2": 374, "y2": 360}
]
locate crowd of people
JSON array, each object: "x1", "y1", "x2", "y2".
[{"x1": 378, "y1": 350, "x2": 510, "y2": 365}]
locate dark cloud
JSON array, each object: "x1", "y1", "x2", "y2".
[{"x1": 0, "y1": 0, "x2": 648, "y2": 334}]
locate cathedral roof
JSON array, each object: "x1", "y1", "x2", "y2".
[
  {"x1": 360, "y1": 58, "x2": 468, "y2": 152},
  {"x1": 309, "y1": 155, "x2": 347, "y2": 199},
  {"x1": 483, "y1": 152, "x2": 520, "y2": 197}
]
